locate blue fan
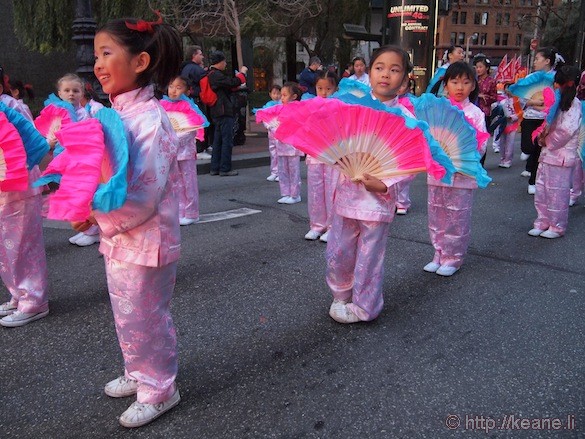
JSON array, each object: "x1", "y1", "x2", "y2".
[
  {"x1": 161, "y1": 94, "x2": 209, "y2": 128},
  {"x1": 333, "y1": 92, "x2": 455, "y2": 184},
  {"x1": 426, "y1": 65, "x2": 448, "y2": 94},
  {"x1": 301, "y1": 92, "x2": 316, "y2": 100},
  {"x1": 412, "y1": 94, "x2": 491, "y2": 188},
  {"x1": 92, "y1": 108, "x2": 129, "y2": 212},
  {"x1": 508, "y1": 71, "x2": 555, "y2": 100},
  {"x1": 332, "y1": 78, "x2": 371, "y2": 98},
  {"x1": 0, "y1": 102, "x2": 50, "y2": 169}
]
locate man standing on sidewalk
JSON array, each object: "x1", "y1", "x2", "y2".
[{"x1": 207, "y1": 51, "x2": 248, "y2": 176}]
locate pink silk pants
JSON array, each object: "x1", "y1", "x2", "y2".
[
  {"x1": 104, "y1": 256, "x2": 178, "y2": 404},
  {"x1": 499, "y1": 130, "x2": 517, "y2": 165},
  {"x1": 570, "y1": 158, "x2": 583, "y2": 204},
  {"x1": 534, "y1": 162, "x2": 572, "y2": 235},
  {"x1": 0, "y1": 194, "x2": 48, "y2": 313},
  {"x1": 326, "y1": 214, "x2": 391, "y2": 321},
  {"x1": 395, "y1": 175, "x2": 416, "y2": 210},
  {"x1": 178, "y1": 159, "x2": 199, "y2": 220},
  {"x1": 428, "y1": 185, "x2": 474, "y2": 269},
  {"x1": 307, "y1": 163, "x2": 337, "y2": 232},
  {"x1": 278, "y1": 156, "x2": 301, "y2": 198},
  {"x1": 268, "y1": 135, "x2": 278, "y2": 176}
]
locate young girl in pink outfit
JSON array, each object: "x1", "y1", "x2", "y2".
[
  {"x1": 305, "y1": 70, "x2": 339, "y2": 242},
  {"x1": 327, "y1": 46, "x2": 415, "y2": 324},
  {"x1": 395, "y1": 79, "x2": 417, "y2": 215},
  {"x1": 0, "y1": 67, "x2": 50, "y2": 328},
  {"x1": 529, "y1": 66, "x2": 582, "y2": 238},
  {"x1": 0, "y1": 68, "x2": 33, "y2": 123},
  {"x1": 82, "y1": 15, "x2": 183, "y2": 428},
  {"x1": 8, "y1": 78, "x2": 34, "y2": 121},
  {"x1": 276, "y1": 82, "x2": 304, "y2": 204},
  {"x1": 266, "y1": 84, "x2": 281, "y2": 182},
  {"x1": 166, "y1": 75, "x2": 201, "y2": 225},
  {"x1": 426, "y1": 62, "x2": 488, "y2": 276}
]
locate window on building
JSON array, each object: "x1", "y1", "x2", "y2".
[
  {"x1": 458, "y1": 32, "x2": 466, "y2": 45},
  {"x1": 495, "y1": 33, "x2": 501, "y2": 46},
  {"x1": 460, "y1": 12, "x2": 467, "y2": 24},
  {"x1": 496, "y1": 13, "x2": 502, "y2": 25},
  {"x1": 481, "y1": 12, "x2": 489, "y2": 25},
  {"x1": 480, "y1": 33, "x2": 487, "y2": 45},
  {"x1": 502, "y1": 33, "x2": 509, "y2": 45},
  {"x1": 450, "y1": 32, "x2": 457, "y2": 44},
  {"x1": 452, "y1": 11, "x2": 459, "y2": 24},
  {"x1": 474, "y1": 12, "x2": 481, "y2": 24},
  {"x1": 503, "y1": 13, "x2": 510, "y2": 26},
  {"x1": 515, "y1": 33, "x2": 522, "y2": 46},
  {"x1": 519, "y1": 0, "x2": 524, "y2": 4}
]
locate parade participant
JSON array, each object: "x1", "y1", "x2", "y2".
[
  {"x1": 304, "y1": 70, "x2": 339, "y2": 242},
  {"x1": 275, "y1": 82, "x2": 304, "y2": 204},
  {"x1": 265, "y1": 84, "x2": 281, "y2": 182},
  {"x1": 395, "y1": 78, "x2": 417, "y2": 215},
  {"x1": 348, "y1": 56, "x2": 370, "y2": 86},
  {"x1": 528, "y1": 66, "x2": 582, "y2": 238},
  {"x1": 89, "y1": 14, "x2": 183, "y2": 428},
  {"x1": 0, "y1": 67, "x2": 50, "y2": 327},
  {"x1": 0, "y1": 67, "x2": 33, "y2": 122},
  {"x1": 8, "y1": 78, "x2": 34, "y2": 120},
  {"x1": 473, "y1": 56, "x2": 497, "y2": 157},
  {"x1": 426, "y1": 62, "x2": 487, "y2": 276},
  {"x1": 165, "y1": 75, "x2": 200, "y2": 225},
  {"x1": 426, "y1": 45, "x2": 465, "y2": 94},
  {"x1": 81, "y1": 79, "x2": 105, "y2": 116},
  {"x1": 327, "y1": 45, "x2": 414, "y2": 324}
]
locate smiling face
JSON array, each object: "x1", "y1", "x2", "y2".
[
  {"x1": 167, "y1": 78, "x2": 189, "y2": 100},
  {"x1": 94, "y1": 31, "x2": 145, "y2": 98},
  {"x1": 58, "y1": 79, "x2": 83, "y2": 106},
  {"x1": 369, "y1": 51, "x2": 406, "y2": 101},
  {"x1": 445, "y1": 74, "x2": 476, "y2": 102}
]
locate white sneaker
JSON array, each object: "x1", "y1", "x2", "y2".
[
  {"x1": 396, "y1": 208, "x2": 407, "y2": 215},
  {"x1": 266, "y1": 174, "x2": 278, "y2": 182},
  {"x1": 179, "y1": 217, "x2": 198, "y2": 226},
  {"x1": 569, "y1": 199, "x2": 576, "y2": 207},
  {"x1": 119, "y1": 388, "x2": 180, "y2": 428},
  {"x1": 284, "y1": 196, "x2": 301, "y2": 204},
  {"x1": 498, "y1": 162, "x2": 511, "y2": 168},
  {"x1": 304, "y1": 230, "x2": 321, "y2": 240},
  {"x1": 277, "y1": 196, "x2": 289, "y2": 204},
  {"x1": 423, "y1": 262, "x2": 441, "y2": 273},
  {"x1": 75, "y1": 233, "x2": 100, "y2": 246},
  {"x1": 329, "y1": 303, "x2": 361, "y2": 324},
  {"x1": 0, "y1": 309, "x2": 49, "y2": 327},
  {"x1": 197, "y1": 152, "x2": 212, "y2": 160},
  {"x1": 275, "y1": 176, "x2": 279, "y2": 182},
  {"x1": 436, "y1": 265, "x2": 459, "y2": 276},
  {"x1": 319, "y1": 231, "x2": 329, "y2": 242},
  {"x1": 493, "y1": 147, "x2": 500, "y2": 153},
  {"x1": 68, "y1": 232, "x2": 85, "y2": 245},
  {"x1": 520, "y1": 153, "x2": 530, "y2": 161},
  {"x1": 0, "y1": 301, "x2": 17, "y2": 317},
  {"x1": 105, "y1": 376, "x2": 139, "y2": 398},
  {"x1": 527, "y1": 185, "x2": 536, "y2": 195},
  {"x1": 540, "y1": 230, "x2": 562, "y2": 239},
  {"x1": 520, "y1": 170, "x2": 531, "y2": 177},
  {"x1": 329, "y1": 299, "x2": 347, "y2": 315},
  {"x1": 528, "y1": 228, "x2": 544, "y2": 237}
]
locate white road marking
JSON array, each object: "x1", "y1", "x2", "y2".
[{"x1": 43, "y1": 207, "x2": 262, "y2": 229}]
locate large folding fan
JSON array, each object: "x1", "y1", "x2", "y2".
[
  {"x1": 0, "y1": 112, "x2": 29, "y2": 191},
  {"x1": 252, "y1": 99, "x2": 280, "y2": 115},
  {"x1": 508, "y1": 71, "x2": 555, "y2": 100},
  {"x1": 272, "y1": 97, "x2": 448, "y2": 182},
  {"x1": 255, "y1": 102, "x2": 287, "y2": 130},
  {"x1": 413, "y1": 94, "x2": 491, "y2": 188},
  {"x1": 160, "y1": 96, "x2": 209, "y2": 140},
  {"x1": 34, "y1": 104, "x2": 75, "y2": 141},
  {"x1": 531, "y1": 87, "x2": 561, "y2": 142}
]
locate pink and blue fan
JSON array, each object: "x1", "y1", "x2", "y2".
[
  {"x1": 92, "y1": 108, "x2": 129, "y2": 213},
  {"x1": 272, "y1": 97, "x2": 448, "y2": 182},
  {"x1": 252, "y1": 99, "x2": 280, "y2": 115},
  {"x1": 1, "y1": 102, "x2": 50, "y2": 169},
  {"x1": 0, "y1": 112, "x2": 29, "y2": 191},
  {"x1": 256, "y1": 102, "x2": 287, "y2": 130},
  {"x1": 35, "y1": 119, "x2": 105, "y2": 221},
  {"x1": 508, "y1": 71, "x2": 555, "y2": 99},
  {"x1": 332, "y1": 78, "x2": 371, "y2": 99},
  {"x1": 531, "y1": 87, "x2": 561, "y2": 142},
  {"x1": 160, "y1": 95, "x2": 209, "y2": 141},
  {"x1": 413, "y1": 94, "x2": 491, "y2": 188},
  {"x1": 332, "y1": 92, "x2": 455, "y2": 183}
]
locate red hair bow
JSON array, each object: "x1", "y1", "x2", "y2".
[{"x1": 125, "y1": 10, "x2": 163, "y2": 34}]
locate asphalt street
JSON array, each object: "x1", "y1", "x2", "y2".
[{"x1": 1, "y1": 142, "x2": 584, "y2": 439}]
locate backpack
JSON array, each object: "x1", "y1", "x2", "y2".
[{"x1": 199, "y1": 73, "x2": 218, "y2": 107}]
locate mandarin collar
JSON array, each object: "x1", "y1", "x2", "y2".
[{"x1": 110, "y1": 85, "x2": 155, "y2": 112}]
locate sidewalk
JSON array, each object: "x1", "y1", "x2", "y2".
[{"x1": 196, "y1": 116, "x2": 271, "y2": 174}]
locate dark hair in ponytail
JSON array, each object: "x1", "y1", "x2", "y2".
[
  {"x1": 431, "y1": 61, "x2": 479, "y2": 102},
  {"x1": 536, "y1": 46, "x2": 565, "y2": 71},
  {"x1": 369, "y1": 45, "x2": 413, "y2": 83},
  {"x1": 554, "y1": 65, "x2": 580, "y2": 111},
  {"x1": 9, "y1": 78, "x2": 35, "y2": 100},
  {"x1": 97, "y1": 17, "x2": 182, "y2": 89},
  {"x1": 316, "y1": 69, "x2": 339, "y2": 87},
  {"x1": 282, "y1": 81, "x2": 302, "y2": 100}
]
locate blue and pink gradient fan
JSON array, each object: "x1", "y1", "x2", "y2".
[
  {"x1": 508, "y1": 71, "x2": 555, "y2": 100},
  {"x1": 0, "y1": 112, "x2": 29, "y2": 191},
  {"x1": 160, "y1": 95, "x2": 209, "y2": 141}
]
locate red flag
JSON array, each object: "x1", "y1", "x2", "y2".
[{"x1": 496, "y1": 55, "x2": 508, "y2": 81}]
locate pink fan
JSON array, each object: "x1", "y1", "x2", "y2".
[
  {"x1": 273, "y1": 98, "x2": 444, "y2": 181},
  {"x1": 0, "y1": 113, "x2": 28, "y2": 191},
  {"x1": 34, "y1": 104, "x2": 74, "y2": 139},
  {"x1": 160, "y1": 99, "x2": 207, "y2": 139},
  {"x1": 531, "y1": 87, "x2": 556, "y2": 142},
  {"x1": 41, "y1": 119, "x2": 105, "y2": 221}
]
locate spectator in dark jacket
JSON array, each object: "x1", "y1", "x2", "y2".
[
  {"x1": 207, "y1": 50, "x2": 248, "y2": 176},
  {"x1": 299, "y1": 56, "x2": 322, "y2": 95},
  {"x1": 181, "y1": 45, "x2": 206, "y2": 99}
]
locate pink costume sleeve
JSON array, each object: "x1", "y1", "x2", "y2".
[{"x1": 543, "y1": 98, "x2": 581, "y2": 159}]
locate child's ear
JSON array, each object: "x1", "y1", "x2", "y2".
[{"x1": 134, "y1": 51, "x2": 151, "y2": 74}]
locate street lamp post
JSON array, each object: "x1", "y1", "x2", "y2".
[{"x1": 465, "y1": 32, "x2": 479, "y2": 63}]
